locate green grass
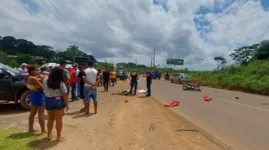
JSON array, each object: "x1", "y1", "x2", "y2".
[
  {"x1": 0, "y1": 129, "x2": 40, "y2": 150},
  {"x1": 189, "y1": 60, "x2": 269, "y2": 95}
]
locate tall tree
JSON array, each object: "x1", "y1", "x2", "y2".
[
  {"x1": 229, "y1": 44, "x2": 259, "y2": 65},
  {"x1": 254, "y1": 40, "x2": 269, "y2": 60},
  {"x1": 214, "y1": 56, "x2": 227, "y2": 70}
]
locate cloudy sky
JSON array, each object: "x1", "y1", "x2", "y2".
[{"x1": 0, "y1": 0, "x2": 269, "y2": 70}]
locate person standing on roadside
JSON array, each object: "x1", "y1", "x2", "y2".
[
  {"x1": 82, "y1": 61, "x2": 100, "y2": 114},
  {"x1": 146, "y1": 69, "x2": 152, "y2": 97},
  {"x1": 19, "y1": 63, "x2": 28, "y2": 73},
  {"x1": 97, "y1": 69, "x2": 103, "y2": 87},
  {"x1": 40, "y1": 66, "x2": 49, "y2": 78},
  {"x1": 59, "y1": 60, "x2": 71, "y2": 96},
  {"x1": 102, "y1": 67, "x2": 110, "y2": 92},
  {"x1": 129, "y1": 69, "x2": 139, "y2": 96},
  {"x1": 70, "y1": 64, "x2": 78, "y2": 101},
  {"x1": 26, "y1": 66, "x2": 46, "y2": 134},
  {"x1": 44, "y1": 67, "x2": 69, "y2": 141},
  {"x1": 110, "y1": 69, "x2": 116, "y2": 87},
  {"x1": 77, "y1": 65, "x2": 86, "y2": 112}
]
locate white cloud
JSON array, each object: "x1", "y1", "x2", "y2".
[{"x1": 0, "y1": 0, "x2": 268, "y2": 71}]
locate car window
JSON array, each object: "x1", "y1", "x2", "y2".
[
  {"x1": 0, "y1": 68, "x2": 9, "y2": 76},
  {"x1": 0, "y1": 64, "x2": 19, "y2": 76}
]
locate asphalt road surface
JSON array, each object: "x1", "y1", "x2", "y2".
[{"x1": 138, "y1": 79, "x2": 269, "y2": 150}]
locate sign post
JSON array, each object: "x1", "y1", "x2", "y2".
[{"x1": 166, "y1": 59, "x2": 184, "y2": 69}]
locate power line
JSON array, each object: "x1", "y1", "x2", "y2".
[
  {"x1": 18, "y1": 1, "x2": 75, "y2": 41},
  {"x1": 40, "y1": 0, "x2": 71, "y2": 30},
  {"x1": 47, "y1": 0, "x2": 71, "y2": 28},
  {"x1": 171, "y1": 0, "x2": 249, "y2": 44}
]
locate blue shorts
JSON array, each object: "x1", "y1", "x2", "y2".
[
  {"x1": 30, "y1": 91, "x2": 45, "y2": 106},
  {"x1": 84, "y1": 86, "x2": 98, "y2": 103},
  {"x1": 44, "y1": 96, "x2": 66, "y2": 111}
]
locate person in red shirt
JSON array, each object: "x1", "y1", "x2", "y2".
[{"x1": 70, "y1": 64, "x2": 78, "y2": 101}]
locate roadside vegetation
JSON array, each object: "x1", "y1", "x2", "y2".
[
  {"x1": 0, "y1": 129, "x2": 39, "y2": 150},
  {"x1": 191, "y1": 40, "x2": 269, "y2": 95},
  {"x1": 1, "y1": 35, "x2": 269, "y2": 95}
]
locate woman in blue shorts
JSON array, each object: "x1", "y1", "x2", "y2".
[
  {"x1": 44, "y1": 67, "x2": 69, "y2": 141},
  {"x1": 26, "y1": 66, "x2": 46, "y2": 134}
]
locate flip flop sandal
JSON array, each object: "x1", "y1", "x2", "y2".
[{"x1": 57, "y1": 136, "x2": 66, "y2": 142}]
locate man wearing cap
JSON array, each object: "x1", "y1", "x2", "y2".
[
  {"x1": 70, "y1": 64, "x2": 78, "y2": 101},
  {"x1": 19, "y1": 63, "x2": 28, "y2": 73},
  {"x1": 129, "y1": 69, "x2": 139, "y2": 96}
]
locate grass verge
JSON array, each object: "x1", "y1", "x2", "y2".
[{"x1": 0, "y1": 129, "x2": 39, "y2": 150}]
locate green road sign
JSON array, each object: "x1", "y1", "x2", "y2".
[{"x1": 166, "y1": 59, "x2": 184, "y2": 65}]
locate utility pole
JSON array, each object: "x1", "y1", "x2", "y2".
[
  {"x1": 145, "y1": 41, "x2": 156, "y2": 68},
  {"x1": 150, "y1": 56, "x2": 152, "y2": 68}
]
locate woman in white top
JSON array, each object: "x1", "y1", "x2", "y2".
[{"x1": 44, "y1": 67, "x2": 69, "y2": 141}]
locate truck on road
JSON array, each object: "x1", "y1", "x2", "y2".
[{"x1": 0, "y1": 63, "x2": 31, "y2": 110}]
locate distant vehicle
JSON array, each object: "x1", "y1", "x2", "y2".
[
  {"x1": 151, "y1": 70, "x2": 161, "y2": 80},
  {"x1": 116, "y1": 67, "x2": 127, "y2": 80},
  {"x1": 40, "y1": 63, "x2": 59, "y2": 68},
  {"x1": 0, "y1": 63, "x2": 31, "y2": 110},
  {"x1": 170, "y1": 73, "x2": 191, "y2": 84},
  {"x1": 40, "y1": 63, "x2": 72, "y2": 69}
]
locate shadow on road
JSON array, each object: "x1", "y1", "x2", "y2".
[
  {"x1": 7, "y1": 132, "x2": 40, "y2": 139},
  {"x1": 28, "y1": 138, "x2": 59, "y2": 150},
  {"x1": 0, "y1": 103, "x2": 28, "y2": 115}
]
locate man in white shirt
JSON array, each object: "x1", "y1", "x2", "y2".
[{"x1": 82, "y1": 61, "x2": 100, "y2": 114}]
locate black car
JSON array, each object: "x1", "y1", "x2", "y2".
[{"x1": 0, "y1": 63, "x2": 31, "y2": 110}]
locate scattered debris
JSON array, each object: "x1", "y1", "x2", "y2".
[
  {"x1": 124, "y1": 100, "x2": 128, "y2": 103},
  {"x1": 137, "y1": 89, "x2": 147, "y2": 93},
  {"x1": 176, "y1": 129, "x2": 199, "y2": 132},
  {"x1": 164, "y1": 101, "x2": 179, "y2": 107},
  {"x1": 204, "y1": 96, "x2": 212, "y2": 101},
  {"x1": 235, "y1": 97, "x2": 239, "y2": 99}
]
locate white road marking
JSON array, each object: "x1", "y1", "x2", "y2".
[{"x1": 216, "y1": 98, "x2": 269, "y2": 113}]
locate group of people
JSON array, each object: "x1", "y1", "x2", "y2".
[
  {"x1": 25, "y1": 60, "x2": 99, "y2": 141},
  {"x1": 22, "y1": 60, "x2": 153, "y2": 142},
  {"x1": 128, "y1": 69, "x2": 152, "y2": 96}
]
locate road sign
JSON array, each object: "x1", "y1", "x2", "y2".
[{"x1": 166, "y1": 59, "x2": 184, "y2": 65}]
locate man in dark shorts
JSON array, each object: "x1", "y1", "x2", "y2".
[
  {"x1": 77, "y1": 65, "x2": 86, "y2": 111},
  {"x1": 102, "y1": 67, "x2": 110, "y2": 92},
  {"x1": 129, "y1": 69, "x2": 139, "y2": 96},
  {"x1": 146, "y1": 69, "x2": 152, "y2": 96}
]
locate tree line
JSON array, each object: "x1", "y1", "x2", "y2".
[
  {"x1": 213, "y1": 40, "x2": 269, "y2": 69},
  {"x1": 0, "y1": 36, "x2": 97, "y2": 67}
]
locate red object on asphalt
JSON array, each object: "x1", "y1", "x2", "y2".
[
  {"x1": 204, "y1": 96, "x2": 212, "y2": 101},
  {"x1": 124, "y1": 100, "x2": 128, "y2": 103},
  {"x1": 164, "y1": 100, "x2": 179, "y2": 107}
]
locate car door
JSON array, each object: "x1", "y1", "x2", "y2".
[{"x1": 0, "y1": 68, "x2": 12, "y2": 100}]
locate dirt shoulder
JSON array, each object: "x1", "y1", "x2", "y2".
[{"x1": 0, "y1": 81, "x2": 228, "y2": 150}]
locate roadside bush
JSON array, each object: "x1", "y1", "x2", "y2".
[{"x1": 190, "y1": 60, "x2": 269, "y2": 95}]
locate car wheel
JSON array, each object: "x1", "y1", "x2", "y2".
[
  {"x1": 20, "y1": 90, "x2": 31, "y2": 110},
  {"x1": 170, "y1": 80, "x2": 173, "y2": 83}
]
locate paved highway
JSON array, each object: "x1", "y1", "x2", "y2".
[{"x1": 138, "y1": 79, "x2": 269, "y2": 150}]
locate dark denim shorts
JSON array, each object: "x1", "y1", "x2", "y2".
[{"x1": 45, "y1": 96, "x2": 66, "y2": 111}]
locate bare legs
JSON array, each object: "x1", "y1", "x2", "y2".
[
  {"x1": 29, "y1": 106, "x2": 46, "y2": 134},
  {"x1": 94, "y1": 101, "x2": 98, "y2": 114},
  {"x1": 84, "y1": 101, "x2": 98, "y2": 114},
  {"x1": 47, "y1": 109, "x2": 65, "y2": 141},
  {"x1": 47, "y1": 111, "x2": 54, "y2": 140},
  {"x1": 29, "y1": 106, "x2": 37, "y2": 132}
]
